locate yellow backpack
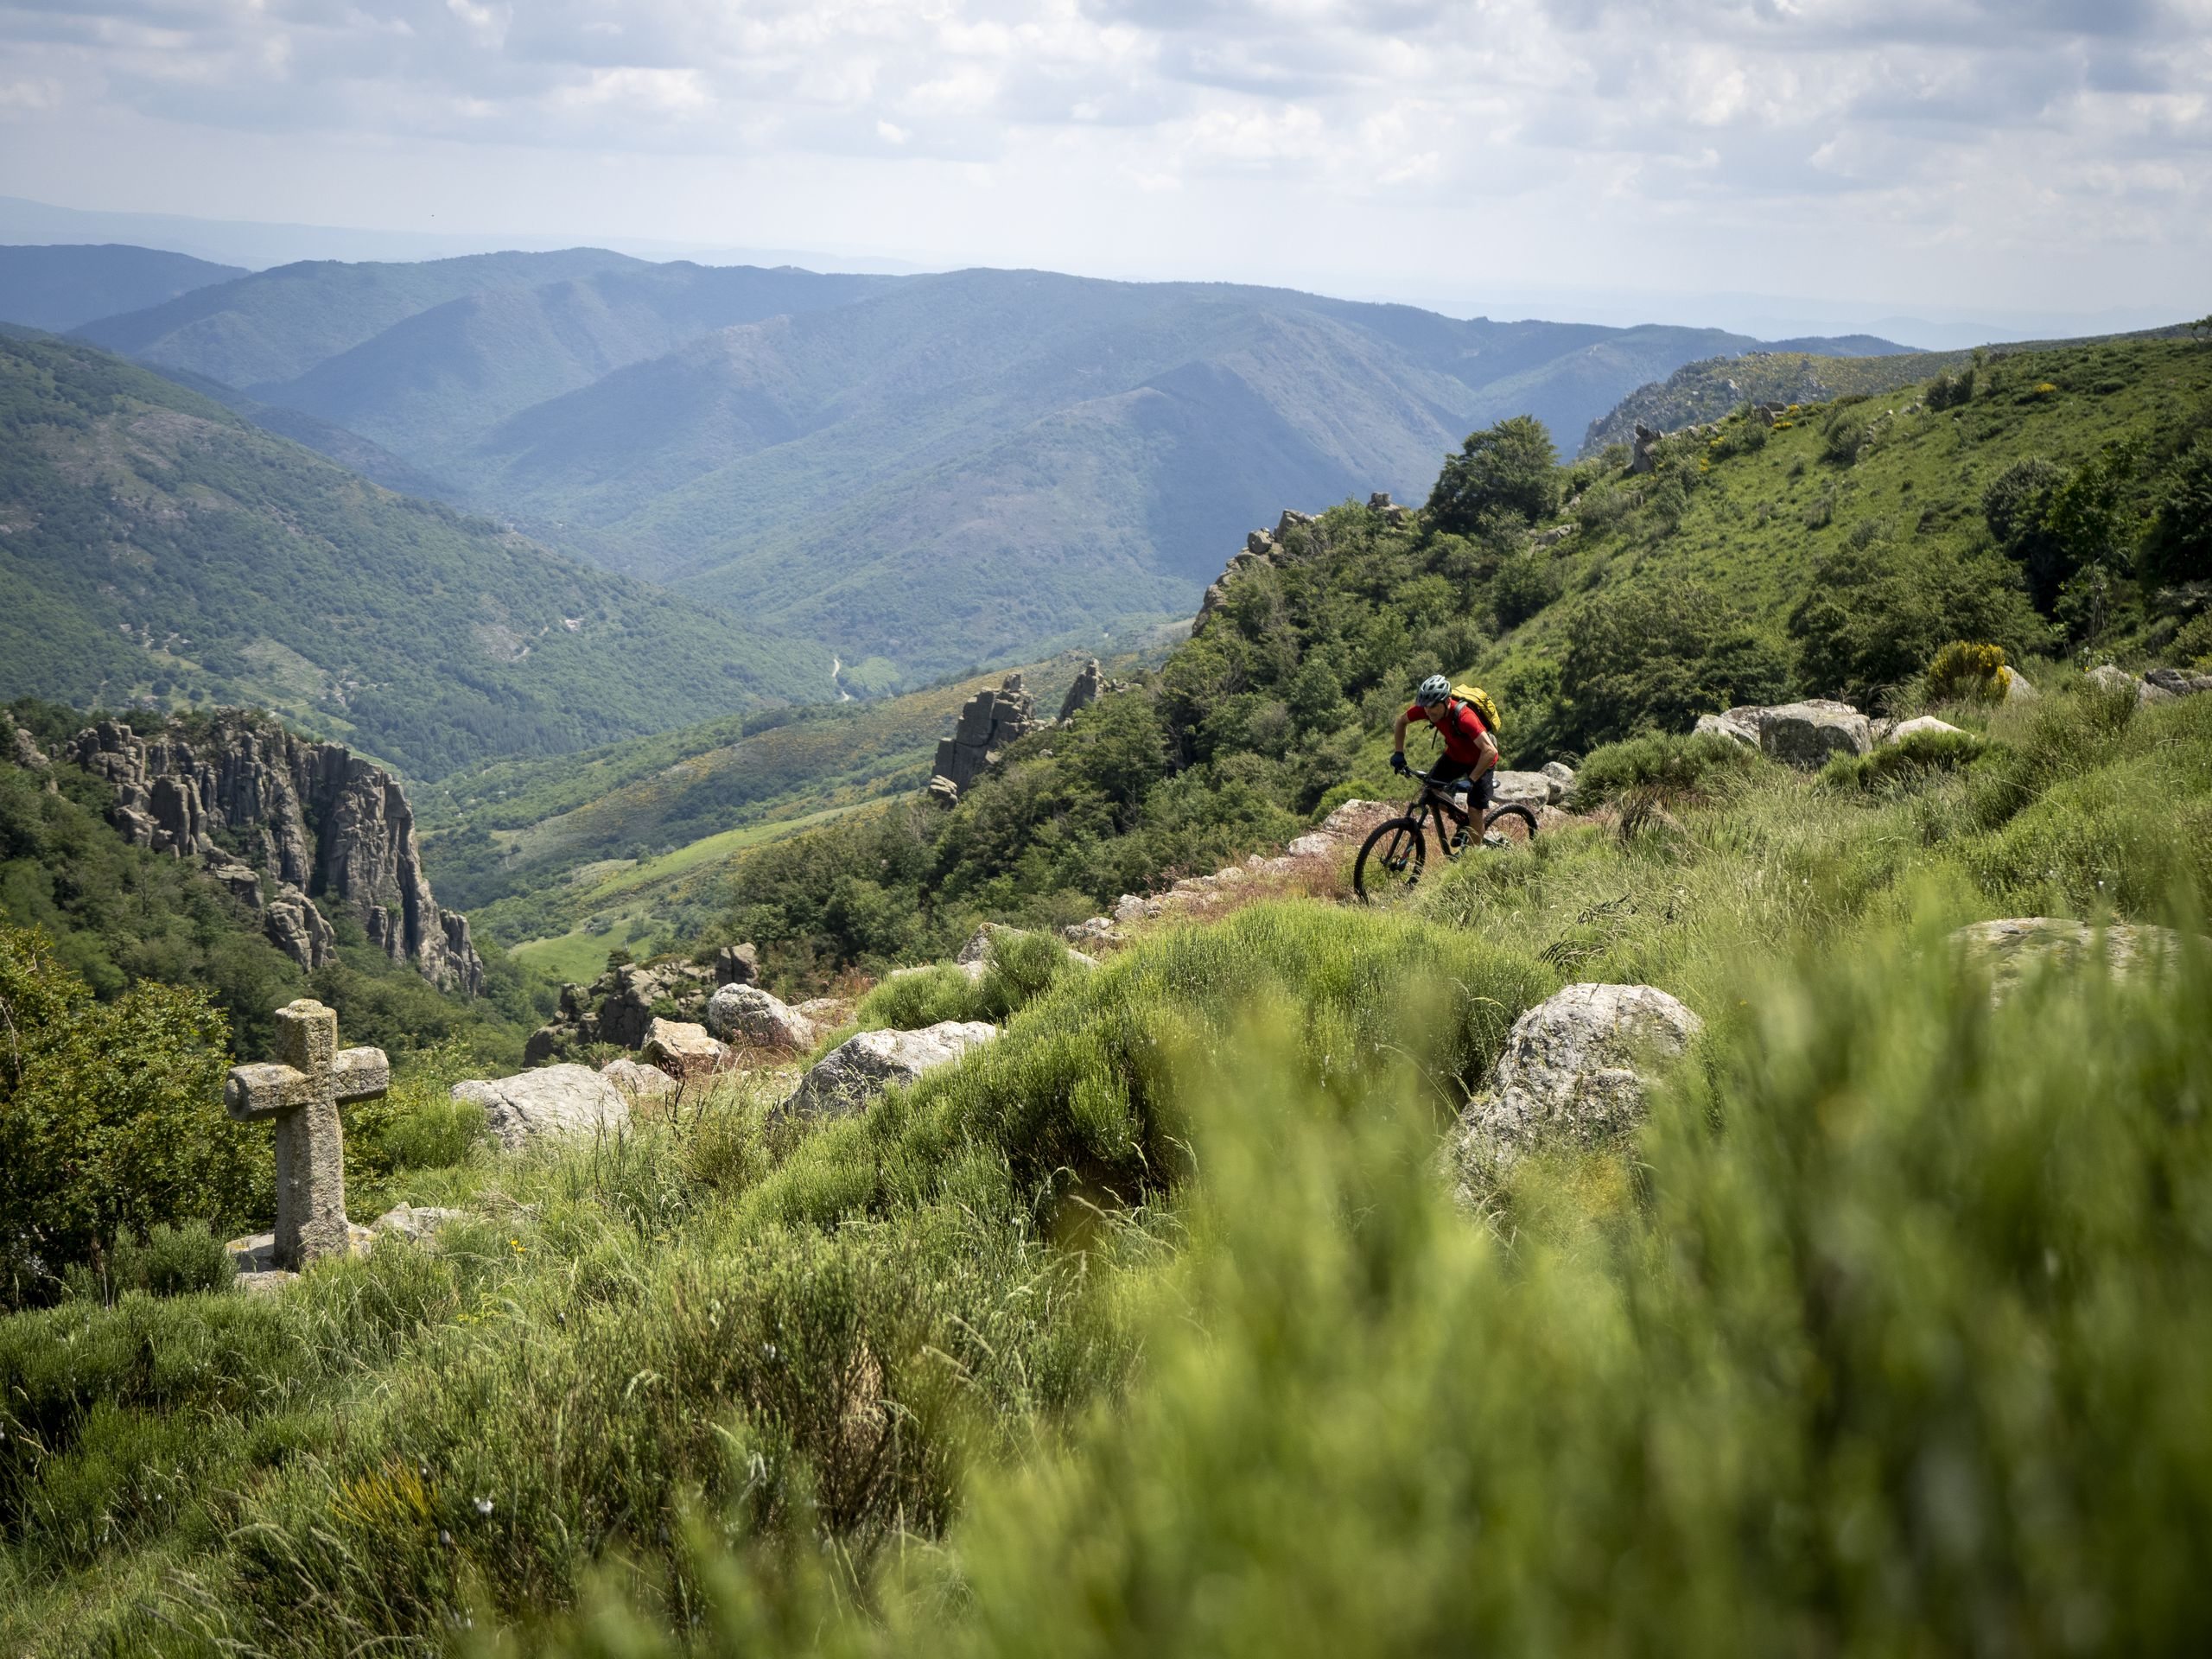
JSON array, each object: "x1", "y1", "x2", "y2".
[{"x1": 1451, "y1": 683, "x2": 1502, "y2": 737}]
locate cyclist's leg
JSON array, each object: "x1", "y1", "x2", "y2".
[{"x1": 1469, "y1": 770, "x2": 1495, "y2": 816}]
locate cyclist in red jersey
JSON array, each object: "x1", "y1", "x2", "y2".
[{"x1": 1389, "y1": 673, "x2": 1500, "y2": 838}]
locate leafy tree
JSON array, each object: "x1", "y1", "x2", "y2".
[
  {"x1": 1427, "y1": 416, "x2": 1558, "y2": 531},
  {"x1": 1558, "y1": 583, "x2": 1790, "y2": 750},
  {"x1": 0, "y1": 923, "x2": 261, "y2": 1306},
  {"x1": 1789, "y1": 545, "x2": 2046, "y2": 709},
  {"x1": 1982, "y1": 456, "x2": 2071, "y2": 612},
  {"x1": 2143, "y1": 438, "x2": 2212, "y2": 593}
]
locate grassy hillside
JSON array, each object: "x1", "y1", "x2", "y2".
[
  {"x1": 3, "y1": 664, "x2": 2206, "y2": 1652},
  {"x1": 0, "y1": 245, "x2": 246, "y2": 333},
  {"x1": 0, "y1": 334, "x2": 822, "y2": 777},
  {"x1": 73, "y1": 247, "x2": 645, "y2": 388},
  {"x1": 418, "y1": 651, "x2": 1126, "y2": 961}
]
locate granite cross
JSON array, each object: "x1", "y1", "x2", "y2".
[{"x1": 224, "y1": 998, "x2": 389, "y2": 1270}]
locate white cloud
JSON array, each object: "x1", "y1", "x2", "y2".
[{"x1": 0, "y1": 0, "x2": 2202, "y2": 317}]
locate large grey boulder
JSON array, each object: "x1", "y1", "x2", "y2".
[
  {"x1": 2145, "y1": 666, "x2": 2212, "y2": 700},
  {"x1": 1694, "y1": 708, "x2": 1760, "y2": 748},
  {"x1": 601, "y1": 1056, "x2": 679, "y2": 1099},
  {"x1": 1756, "y1": 700, "x2": 1872, "y2": 767},
  {"x1": 1449, "y1": 983, "x2": 1703, "y2": 1193},
  {"x1": 454, "y1": 1064, "x2": 629, "y2": 1151},
  {"x1": 1541, "y1": 761, "x2": 1577, "y2": 802},
  {"x1": 705, "y1": 983, "x2": 818, "y2": 1051},
  {"x1": 1490, "y1": 770, "x2": 1554, "y2": 810},
  {"x1": 1950, "y1": 917, "x2": 2187, "y2": 1000},
  {"x1": 783, "y1": 1020, "x2": 997, "y2": 1122},
  {"x1": 640, "y1": 1017, "x2": 726, "y2": 1080}
]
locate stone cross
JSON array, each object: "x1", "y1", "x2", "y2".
[{"x1": 224, "y1": 998, "x2": 389, "y2": 1270}]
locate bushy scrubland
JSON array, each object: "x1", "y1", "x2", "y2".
[{"x1": 6, "y1": 676, "x2": 2210, "y2": 1653}]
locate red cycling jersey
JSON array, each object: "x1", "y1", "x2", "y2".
[{"x1": 1405, "y1": 699, "x2": 1491, "y2": 765}]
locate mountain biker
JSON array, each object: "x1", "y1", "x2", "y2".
[{"x1": 1391, "y1": 674, "x2": 1500, "y2": 840}]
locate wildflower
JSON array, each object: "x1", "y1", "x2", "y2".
[{"x1": 474, "y1": 1496, "x2": 494, "y2": 1516}]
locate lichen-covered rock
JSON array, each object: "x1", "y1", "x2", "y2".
[
  {"x1": 1949, "y1": 917, "x2": 2187, "y2": 1000},
  {"x1": 782, "y1": 1021, "x2": 997, "y2": 1121},
  {"x1": 1449, "y1": 983, "x2": 1703, "y2": 1192},
  {"x1": 929, "y1": 673, "x2": 1043, "y2": 797},
  {"x1": 453, "y1": 1064, "x2": 629, "y2": 1151},
  {"x1": 371, "y1": 1205, "x2": 467, "y2": 1242},
  {"x1": 1756, "y1": 700, "x2": 1872, "y2": 767},
  {"x1": 526, "y1": 956, "x2": 734, "y2": 1063},
  {"x1": 601, "y1": 1057, "x2": 679, "y2": 1099},
  {"x1": 705, "y1": 983, "x2": 818, "y2": 1051},
  {"x1": 1541, "y1": 760, "x2": 1577, "y2": 802},
  {"x1": 1694, "y1": 708, "x2": 1761, "y2": 748},
  {"x1": 1490, "y1": 771, "x2": 1554, "y2": 809},
  {"x1": 641, "y1": 1017, "x2": 727, "y2": 1080}
]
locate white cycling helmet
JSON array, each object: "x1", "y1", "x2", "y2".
[{"x1": 1415, "y1": 674, "x2": 1452, "y2": 706}]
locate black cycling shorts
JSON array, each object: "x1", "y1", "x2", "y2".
[{"x1": 1430, "y1": 755, "x2": 1494, "y2": 811}]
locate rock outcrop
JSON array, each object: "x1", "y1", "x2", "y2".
[
  {"x1": 1449, "y1": 983, "x2": 1702, "y2": 1192},
  {"x1": 928, "y1": 673, "x2": 1044, "y2": 801},
  {"x1": 1888, "y1": 715, "x2": 1966, "y2": 743},
  {"x1": 8, "y1": 718, "x2": 49, "y2": 772},
  {"x1": 641, "y1": 1017, "x2": 727, "y2": 1080},
  {"x1": 524, "y1": 945, "x2": 758, "y2": 1065},
  {"x1": 67, "y1": 711, "x2": 482, "y2": 990},
  {"x1": 454, "y1": 1064, "x2": 629, "y2": 1151},
  {"x1": 1058, "y1": 658, "x2": 1104, "y2": 722},
  {"x1": 783, "y1": 1020, "x2": 996, "y2": 1121},
  {"x1": 1695, "y1": 699, "x2": 1872, "y2": 767}
]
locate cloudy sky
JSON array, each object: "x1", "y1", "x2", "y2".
[{"x1": 3, "y1": 0, "x2": 2209, "y2": 333}]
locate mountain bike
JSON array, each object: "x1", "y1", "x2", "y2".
[{"x1": 1352, "y1": 765, "x2": 1537, "y2": 906}]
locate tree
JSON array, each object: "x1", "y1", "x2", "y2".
[
  {"x1": 1559, "y1": 584, "x2": 1790, "y2": 750},
  {"x1": 1427, "y1": 416, "x2": 1558, "y2": 532},
  {"x1": 1789, "y1": 544, "x2": 2047, "y2": 709},
  {"x1": 2144, "y1": 438, "x2": 2212, "y2": 593},
  {"x1": 0, "y1": 923, "x2": 260, "y2": 1306}
]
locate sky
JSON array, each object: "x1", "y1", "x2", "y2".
[{"x1": 3, "y1": 0, "x2": 2209, "y2": 338}]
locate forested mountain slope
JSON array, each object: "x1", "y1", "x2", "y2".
[
  {"x1": 73, "y1": 247, "x2": 645, "y2": 388},
  {"x1": 0, "y1": 244, "x2": 246, "y2": 332},
  {"x1": 0, "y1": 335, "x2": 820, "y2": 777}
]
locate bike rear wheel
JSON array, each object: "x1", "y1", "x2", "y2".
[
  {"x1": 1354, "y1": 817, "x2": 1427, "y2": 906},
  {"x1": 1483, "y1": 803, "x2": 1538, "y2": 846}
]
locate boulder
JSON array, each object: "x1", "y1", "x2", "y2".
[
  {"x1": 228, "y1": 1222, "x2": 375, "y2": 1273},
  {"x1": 1888, "y1": 715, "x2": 1966, "y2": 743},
  {"x1": 1063, "y1": 915, "x2": 1122, "y2": 949},
  {"x1": 2001, "y1": 666, "x2": 2038, "y2": 701},
  {"x1": 371, "y1": 1205, "x2": 467, "y2": 1243},
  {"x1": 1285, "y1": 831, "x2": 1339, "y2": 858},
  {"x1": 1950, "y1": 917, "x2": 2187, "y2": 1000},
  {"x1": 1490, "y1": 770, "x2": 1554, "y2": 810},
  {"x1": 704, "y1": 983, "x2": 819, "y2": 1051},
  {"x1": 1755, "y1": 700, "x2": 1872, "y2": 767},
  {"x1": 640, "y1": 1018, "x2": 726, "y2": 1080},
  {"x1": 1541, "y1": 760, "x2": 1577, "y2": 803},
  {"x1": 1319, "y1": 798, "x2": 1390, "y2": 836},
  {"x1": 714, "y1": 942, "x2": 761, "y2": 987},
  {"x1": 1449, "y1": 983, "x2": 1703, "y2": 1191},
  {"x1": 453, "y1": 1064, "x2": 629, "y2": 1152},
  {"x1": 600, "y1": 1056, "x2": 679, "y2": 1099},
  {"x1": 2145, "y1": 666, "x2": 2212, "y2": 699},
  {"x1": 8, "y1": 719, "x2": 48, "y2": 770},
  {"x1": 783, "y1": 1021, "x2": 998, "y2": 1121},
  {"x1": 1694, "y1": 708, "x2": 1761, "y2": 748},
  {"x1": 2087, "y1": 664, "x2": 2144, "y2": 700}
]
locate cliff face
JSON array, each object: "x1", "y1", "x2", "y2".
[{"x1": 68, "y1": 712, "x2": 485, "y2": 994}]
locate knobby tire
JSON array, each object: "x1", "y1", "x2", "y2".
[{"x1": 1354, "y1": 817, "x2": 1427, "y2": 906}]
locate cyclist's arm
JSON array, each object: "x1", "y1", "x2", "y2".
[
  {"x1": 1471, "y1": 728, "x2": 1500, "y2": 779},
  {"x1": 1392, "y1": 709, "x2": 1414, "y2": 755}
]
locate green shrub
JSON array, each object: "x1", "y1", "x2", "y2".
[
  {"x1": 0, "y1": 924, "x2": 258, "y2": 1307},
  {"x1": 1572, "y1": 730, "x2": 1767, "y2": 807},
  {"x1": 62, "y1": 1223, "x2": 236, "y2": 1304},
  {"x1": 1820, "y1": 728, "x2": 1988, "y2": 791},
  {"x1": 1490, "y1": 549, "x2": 1562, "y2": 629},
  {"x1": 2145, "y1": 437, "x2": 2212, "y2": 592},
  {"x1": 1925, "y1": 639, "x2": 2012, "y2": 702}
]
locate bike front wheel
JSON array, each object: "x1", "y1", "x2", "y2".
[{"x1": 1354, "y1": 817, "x2": 1427, "y2": 906}]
